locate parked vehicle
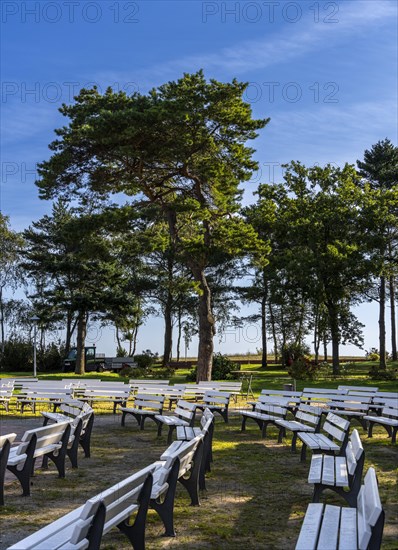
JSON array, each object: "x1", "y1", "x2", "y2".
[{"x1": 63, "y1": 346, "x2": 137, "y2": 373}]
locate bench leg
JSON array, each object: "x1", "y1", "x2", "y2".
[
  {"x1": 43, "y1": 425, "x2": 71, "y2": 478},
  {"x1": 178, "y1": 440, "x2": 204, "y2": 506},
  {"x1": 241, "y1": 416, "x2": 248, "y2": 432},
  {"x1": 220, "y1": 408, "x2": 228, "y2": 424},
  {"x1": 155, "y1": 420, "x2": 163, "y2": 437},
  {"x1": 368, "y1": 421, "x2": 374, "y2": 438},
  {"x1": 151, "y1": 460, "x2": 179, "y2": 537},
  {"x1": 392, "y1": 427, "x2": 397, "y2": 444},
  {"x1": 67, "y1": 421, "x2": 83, "y2": 468},
  {"x1": 80, "y1": 414, "x2": 94, "y2": 458},
  {"x1": 0, "y1": 440, "x2": 11, "y2": 506},
  {"x1": 291, "y1": 433, "x2": 298, "y2": 453},
  {"x1": 7, "y1": 436, "x2": 37, "y2": 497},
  {"x1": 117, "y1": 473, "x2": 153, "y2": 550},
  {"x1": 86, "y1": 501, "x2": 106, "y2": 550},
  {"x1": 121, "y1": 410, "x2": 128, "y2": 427},
  {"x1": 167, "y1": 426, "x2": 176, "y2": 445},
  {"x1": 300, "y1": 442, "x2": 307, "y2": 462},
  {"x1": 277, "y1": 426, "x2": 285, "y2": 444}
]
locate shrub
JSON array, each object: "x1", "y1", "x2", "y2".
[
  {"x1": 368, "y1": 365, "x2": 397, "y2": 380},
  {"x1": 133, "y1": 350, "x2": 158, "y2": 370},
  {"x1": 186, "y1": 353, "x2": 240, "y2": 382},
  {"x1": 0, "y1": 338, "x2": 65, "y2": 372},
  {"x1": 287, "y1": 357, "x2": 330, "y2": 381},
  {"x1": 282, "y1": 342, "x2": 311, "y2": 367}
]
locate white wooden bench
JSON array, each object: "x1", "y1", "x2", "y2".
[
  {"x1": 129, "y1": 379, "x2": 170, "y2": 393},
  {"x1": 0, "y1": 433, "x2": 17, "y2": 506},
  {"x1": 79, "y1": 386, "x2": 131, "y2": 414},
  {"x1": 298, "y1": 412, "x2": 351, "y2": 462},
  {"x1": 364, "y1": 402, "x2": 398, "y2": 443},
  {"x1": 194, "y1": 390, "x2": 231, "y2": 423},
  {"x1": 325, "y1": 395, "x2": 371, "y2": 430},
  {"x1": 276, "y1": 404, "x2": 323, "y2": 451},
  {"x1": 120, "y1": 394, "x2": 165, "y2": 429},
  {"x1": 16, "y1": 383, "x2": 73, "y2": 413},
  {"x1": 42, "y1": 402, "x2": 94, "y2": 468},
  {"x1": 7, "y1": 421, "x2": 71, "y2": 496},
  {"x1": 338, "y1": 385, "x2": 379, "y2": 394},
  {"x1": 0, "y1": 387, "x2": 13, "y2": 412},
  {"x1": 155, "y1": 400, "x2": 197, "y2": 443},
  {"x1": 129, "y1": 385, "x2": 185, "y2": 410},
  {"x1": 150, "y1": 434, "x2": 204, "y2": 536},
  {"x1": 8, "y1": 464, "x2": 156, "y2": 550},
  {"x1": 198, "y1": 381, "x2": 242, "y2": 401},
  {"x1": 308, "y1": 429, "x2": 364, "y2": 507},
  {"x1": 241, "y1": 401, "x2": 289, "y2": 438},
  {"x1": 295, "y1": 467, "x2": 384, "y2": 550},
  {"x1": 301, "y1": 388, "x2": 347, "y2": 406},
  {"x1": 260, "y1": 388, "x2": 302, "y2": 412},
  {"x1": 177, "y1": 408, "x2": 215, "y2": 490}
]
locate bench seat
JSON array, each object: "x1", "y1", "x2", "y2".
[
  {"x1": 308, "y1": 429, "x2": 364, "y2": 507},
  {"x1": 241, "y1": 402, "x2": 288, "y2": 438},
  {"x1": 295, "y1": 468, "x2": 384, "y2": 550},
  {"x1": 298, "y1": 413, "x2": 350, "y2": 462},
  {"x1": 155, "y1": 400, "x2": 197, "y2": 443}
]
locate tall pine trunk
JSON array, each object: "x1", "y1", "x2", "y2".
[
  {"x1": 379, "y1": 276, "x2": 386, "y2": 368},
  {"x1": 0, "y1": 287, "x2": 5, "y2": 356},
  {"x1": 261, "y1": 294, "x2": 268, "y2": 368},
  {"x1": 75, "y1": 311, "x2": 87, "y2": 375},
  {"x1": 327, "y1": 302, "x2": 340, "y2": 375},
  {"x1": 163, "y1": 294, "x2": 173, "y2": 367},
  {"x1": 176, "y1": 307, "x2": 182, "y2": 362},
  {"x1": 269, "y1": 303, "x2": 278, "y2": 363},
  {"x1": 390, "y1": 275, "x2": 397, "y2": 361},
  {"x1": 194, "y1": 269, "x2": 214, "y2": 381}
]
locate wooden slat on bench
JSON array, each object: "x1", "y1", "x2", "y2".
[
  {"x1": 295, "y1": 503, "x2": 324, "y2": 550},
  {"x1": 339, "y1": 507, "x2": 358, "y2": 549},
  {"x1": 317, "y1": 504, "x2": 340, "y2": 549}
]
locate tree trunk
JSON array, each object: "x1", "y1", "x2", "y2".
[
  {"x1": 269, "y1": 303, "x2": 278, "y2": 362},
  {"x1": 75, "y1": 311, "x2": 87, "y2": 375},
  {"x1": 0, "y1": 287, "x2": 5, "y2": 356},
  {"x1": 327, "y1": 302, "x2": 340, "y2": 375},
  {"x1": 176, "y1": 307, "x2": 182, "y2": 362},
  {"x1": 131, "y1": 324, "x2": 138, "y2": 357},
  {"x1": 389, "y1": 275, "x2": 397, "y2": 361},
  {"x1": 261, "y1": 294, "x2": 267, "y2": 368},
  {"x1": 379, "y1": 276, "x2": 386, "y2": 368},
  {"x1": 323, "y1": 336, "x2": 328, "y2": 362},
  {"x1": 65, "y1": 310, "x2": 76, "y2": 356},
  {"x1": 313, "y1": 303, "x2": 320, "y2": 365},
  {"x1": 162, "y1": 293, "x2": 173, "y2": 367},
  {"x1": 194, "y1": 269, "x2": 214, "y2": 382}
]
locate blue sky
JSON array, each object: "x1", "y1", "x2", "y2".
[{"x1": 1, "y1": 0, "x2": 397, "y2": 356}]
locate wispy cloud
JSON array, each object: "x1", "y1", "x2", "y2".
[{"x1": 92, "y1": 0, "x2": 396, "y2": 88}]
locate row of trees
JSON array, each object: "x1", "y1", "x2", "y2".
[{"x1": 1, "y1": 72, "x2": 397, "y2": 378}]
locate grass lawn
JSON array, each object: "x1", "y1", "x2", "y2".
[{"x1": 0, "y1": 364, "x2": 397, "y2": 549}]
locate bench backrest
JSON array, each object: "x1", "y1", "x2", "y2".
[
  {"x1": 82, "y1": 464, "x2": 156, "y2": 535},
  {"x1": 163, "y1": 435, "x2": 203, "y2": 482},
  {"x1": 130, "y1": 379, "x2": 170, "y2": 387},
  {"x1": 18, "y1": 421, "x2": 70, "y2": 455},
  {"x1": 174, "y1": 400, "x2": 197, "y2": 423},
  {"x1": 323, "y1": 412, "x2": 350, "y2": 442},
  {"x1": 256, "y1": 395, "x2": 291, "y2": 407},
  {"x1": 381, "y1": 404, "x2": 398, "y2": 418},
  {"x1": 0, "y1": 433, "x2": 17, "y2": 449},
  {"x1": 254, "y1": 403, "x2": 288, "y2": 418},
  {"x1": 203, "y1": 390, "x2": 231, "y2": 406},
  {"x1": 345, "y1": 429, "x2": 364, "y2": 476},
  {"x1": 339, "y1": 385, "x2": 379, "y2": 393},
  {"x1": 134, "y1": 394, "x2": 165, "y2": 412},
  {"x1": 357, "y1": 467, "x2": 384, "y2": 550},
  {"x1": 295, "y1": 404, "x2": 323, "y2": 426}
]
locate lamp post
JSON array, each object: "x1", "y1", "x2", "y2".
[{"x1": 30, "y1": 316, "x2": 40, "y2": 377}]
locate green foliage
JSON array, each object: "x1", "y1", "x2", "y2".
[
  {"x1": 133, "y1": 350, "x2": 158, "y2": 370},
  {"x1": 186, "y1": 353, "x2": 240, "y2": 381},
  {"x1": 368, "y1": 365, "x2": 397, "y2": 380},
  {"x1": 0, "y1": 338, "x2": 64, "y2": 372}
]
